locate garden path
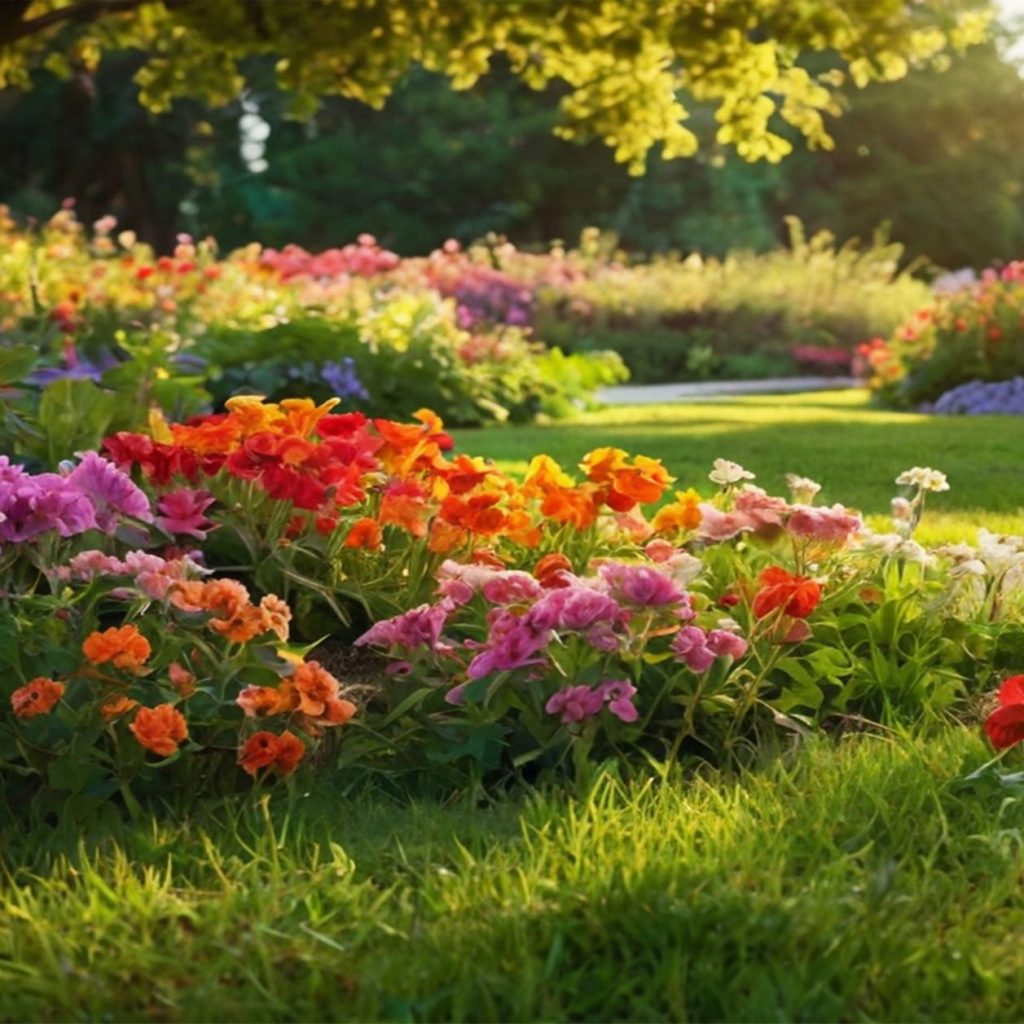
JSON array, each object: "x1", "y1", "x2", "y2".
[{"x1": 596, "y1": 376, "x2": 859, "y2": 404}]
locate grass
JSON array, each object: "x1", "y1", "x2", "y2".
[
  {"x1": 3, "y1": 730, "x2": 1024, "y2": 1022},
  {"x1": 452, "y1": 390, "x2": 1024, "y2": 543}
]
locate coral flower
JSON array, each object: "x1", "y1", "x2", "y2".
[
  {"x1": 237, "y1": 683, "x2": 298, "y2": 718},
  {"x1": 239, "y1": 730, "x2": 306, "y2": 776},
  {"x1": 291, "y1": 661, "x2": 342, "y2": 717},
  {"x1": 168, "y1": 661, "x2": 197, "y2": 697},
  {"x1": 343, "y1": 516, "x2": 383, "y2": 550},
  {"x1": 984, "y1": 675, "x2": 1024, "y2": 750},
  {"x1": 534, "y1": 552, "x2": 573, "y2": 588},
  {"x1": 82, "y1": 624, "x2": 152, "y2": 671},
  {"x1": 752, "y1": 566, "x2": 822, "y2": 619},
  {"x1": 130, "y1": 704, "x2": 188, "y2": 757},
  {"x1": 259, "y1": 594, "x2": 292, "y2": 642},
  {"x1": 11, "y1": 677, "x2": 64, "y2": 718},
  {"x1": 101, "y1": 695, "x2": 138, "y2": 721}
]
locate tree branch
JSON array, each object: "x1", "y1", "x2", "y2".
[{"x1": 0, "y1": 0, "x2": 156, "y2": 50}]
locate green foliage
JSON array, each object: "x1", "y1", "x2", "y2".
[{"x1": 0, "y1": 0, "x2": 990, "y2": 173}]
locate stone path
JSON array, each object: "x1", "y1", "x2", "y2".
[{"x1": 596, "y1": 376, "x2": 860, "y2": 405}]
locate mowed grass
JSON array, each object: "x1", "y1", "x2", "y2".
[
  {"x1": 452, "y1": 390, "x2": 1024, "y2": 543},
  {"x1": 3, "y1": 731, "x2": 1024, "y2": 1022}
]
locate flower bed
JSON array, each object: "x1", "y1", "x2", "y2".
[
  {"x1": 860, "y1": 262, "x2": 1024, "y2": 408},
  {"x1": 3, "y1": 393, "x2": 1023, "y2": 818}
]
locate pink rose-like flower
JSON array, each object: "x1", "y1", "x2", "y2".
[
  {"x1": 156, "y1": 488, "x2": 216, "y2": 540},
  {"x1": 466, "y1": 611, "x2": 550, "y2": 679},
  {"x1": 545, "y1": 684, "x2": 606, "y2": 724},
  {"x1": 706, "y1": 629, "x2": 748, "y2": 660},
  {"x1": 787, "y1": 504, "x2": 862, "y2": 545},
  {"x1": 66, "y1": 451, "x2": 152, "y2": 531},
  {"x1": 436, "y1": 560, "x2": 499, "y2": 606},
  {"x1": 481, "y1": 571, "x2": 544, "y2": 606},
  {"x1": 529, "y1": 586, "x2": 621, "y2": 633},
  {"x1": 671, "y1": 626, "x2": 717, "y2": 673},
  {"x1": 599, "y1": 563, "x2": 683, "y2": 607},
  {"x1": 66, "y1": 550, "x2": 127, "y2": 578}
]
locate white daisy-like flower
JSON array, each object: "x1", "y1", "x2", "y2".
[
  {"x1": 895, "y1": 466, "x2": 949, "y2": 492},
  {"x1": 709, "y1": 459, "x2": 755, "y2": 486}
]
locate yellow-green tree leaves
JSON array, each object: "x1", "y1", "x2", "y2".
[{"x1": 0, "y1": 0, "x2": 992, "y2": 173}]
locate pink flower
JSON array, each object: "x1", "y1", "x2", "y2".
[
  {"x1": 529, "y1": 586, "x2": 621, "y2": 632},
  {"x1": 644, "y1": 539, "x2": 676, "y2": 563},
  {"x1": 435, "y1": 560, "x2": 499, "y2": 606},
  {"x1": 66, "y1": 550, "x2": 127, "y2": 578},
  {"x1": 787, "y1": 504, "x2": 862, "y2": 545},
  {"x1": 671, "y1": 626, "x2": 717, "y2": 673},
  {"x1": 545, "y1": 685, "x2": 606, "y2": 724},
  {"x1": 699, "y1": 487, "x2": 788, "y2": 542},
  {"x1": 598, "y1": 679, "x2": 639, "y2": 723},
  {"x1": 156, "y1": 488, "x2": 216, "y2": 540},
  {"x1": 355, "y1": 604, "x2": 450, "y2": 652},
  {"x1": 706, "y1": 629, "x2": 748, "y2": 660},
  {"x1": 481, "y1": 571, "x2": 544, "y2": 606},
  {"x1": 65, "y1": 451, "x2": 152, "y2": 531},
  {"x1": 598, "y1": 562, "x2": 683, "y2": 607}
]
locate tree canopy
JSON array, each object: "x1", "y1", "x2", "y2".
[{"x1": 0, "y1": 0, "x2": 991, "y2": 172}]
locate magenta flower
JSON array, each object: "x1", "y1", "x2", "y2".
[
  {"x1": 545, "y1": 685, "x2": 606, "y2": 724},
  {"x1": 597, "y1": 679, "x2": 639, "y2": 723},
  {"x1": 66, "y1": 451, "x2": 152, "y2": 531},
  {"x1": 529, "y1": 586, "x2": 621, "y2": 632},
  {"x1": 466, "y1": 609, "x2": 550, "y2": 679},
  {"x1": 355, "y1": 603, "x2": 451, "y2": 652},
  {"x1": 671, "y1": 626, "x2": 717, "y2": 673},
  {"x1": 156, "y1": 488, "x2": 216, "y2": 540},
  {"x1": 0, "y1": 463, "x2": 97, "y2": 543}
]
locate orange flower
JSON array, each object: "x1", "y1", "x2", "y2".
[
  {"x1": 540, "y1": 485, "x2": 600, "y2": 531},
  {"x1": 609, "y1": 455, "x2": 673, "y2": 505},
  {"x1": 11, "y1": 677, "x2": 64, "y2": 718},
  {"x1": 323, "y1": 696, "x2": 357, "y2": 725},
  {"x1": 523, "y1": 454, "x2": 573, "y2": 497},
  {"x1": 224, "y1": 394, "x2": 284, "y2": 436},
  {"x1": 169, "y1": 579, "x2": 207, "y2": 612},
  {"x1": 427, "y1": 519, "x2": 468, "y2": 555},
  {"x1": 259, "y1": 594, "x2": 292, "y2": 642},
  {"x1": 130, "y1": 704, "x2": 188, "y2": 757},
  {"x1": 279, "y1": 397, "x2": 339, "y2": 437},
  {"x1": 752, "y1": 566, "x2": 822, "y2": 619},
  {"x1": 343, "y1": 517, "x2": 383, "y2": 550},
  {"x1": 291, "y1": 661, "x2": 341, "y2": 717},
  {"x1": 237, "y1": 682, "x2": 299, "y2": 718},
  {"x1": 82, "y1": 625, "x2": 151, "y2": 672},
  {"x1": 651, "y1": 489, "x2": 702, "y2": 534},
  {"x1": 379, "y1": 484, "x2": 430, "y2": 538},
  {"x1": 442, "y1": 453, "x2": 494, "y2": 495},
  {"x1": 440, "y1": 492, "x2": 507, "y2": 535},
  {"x1": 580, "y1": 447, "x2": 628, "y2": 484},
  {"x1": 239, "y1": 730, "x2": 306, "y2": 776},
  {"x1": 199, "y1": 578, "x2": 250, "y2": 622},
  {"x1": 101, "y1": 695, "x2": 138, "y2": 721},
  {"x1": 534, "y1": 553, "x2": 573, "y2": 588},
  {"x1": 168, "y1": 662, "x2": 197, "y2": 697}
]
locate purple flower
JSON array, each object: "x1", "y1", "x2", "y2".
[
  {"x1": 545, "y1": 685, "x2": 606, "y2": 724},
  {"x1": 321, "y1": 358, "x2": 370, "y2": 402},
  {"x1": 65, "y1": 451, "x2": 152, "y2": 531},
  {"x1": 671, "y1": 626, "x2": 717, "y2": 673},
  {"x1": 156, "y1": 488, "x2": 216, "y2": 539},
  {"x1": 355, "y1": 603, "x2": 450, "y2": 652},
  {"x1": 597, "y1": 679, "x2": 639, "y2": 723}
]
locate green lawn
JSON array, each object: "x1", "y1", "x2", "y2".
[
  {"x1": 3, "y1": 731, "x2": 1024, "y2": 1022},
  {"x1": 453, "y1": 390, "x2": 1024, "y2": 542}
]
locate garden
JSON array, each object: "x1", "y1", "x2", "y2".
[{"x1": 3, "y1": 2, "x2": 1024, "y2": 1021}]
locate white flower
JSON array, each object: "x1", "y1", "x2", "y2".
[
  {"x1": 709, "y1": 459, "x2": 755, "y2": 486},
  {"x1": 785, "y1": 473, "x2": 821, "y2": 503},
  {"x1": 895, "y1": 467, "x2": 949, "y2": 492}
]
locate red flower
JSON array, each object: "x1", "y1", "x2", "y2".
[
  {"x1": 751, "y1": 566, "x2": 822, "y2": 619},
  {"x1": 984, "y1": 675, "x2": 1024, "y2": 750}
]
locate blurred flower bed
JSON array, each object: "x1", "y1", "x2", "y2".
[{"x1": 860, "y1": 262, "x2": 1024, "y2": 411}]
